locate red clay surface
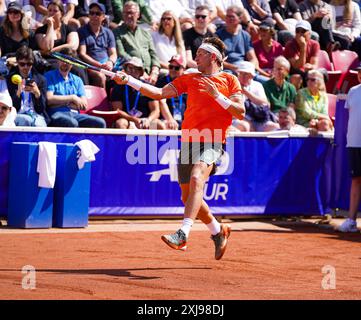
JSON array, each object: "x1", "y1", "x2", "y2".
[{"x1": 1, "y1": 219, "x2": 361, "y2": 300}]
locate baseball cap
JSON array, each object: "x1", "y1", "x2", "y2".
[
  {"x1": 7, "y1": 1, "x2": 23, "y2": 12},
  {"x1": 237, "y1": 61, "x2": 256, "y2": 77},
  {"x1": 354, "y1": 63, "x2": 361, "y2": 71},
  {"x1": 259, "y1": 18, "x2": 275, "y2": 30},
  {"x1": 169, "y1": 54, "x2": 185, "y2": 67},
  {"x1": 89, "y1": 1, "x2": 106, "y2": 13},
  {"x1": 124, "y1": 57, "x2": 144, "y2": 73},
  {"x1": 295, "y1": 20, "x2": 312, "y2": 31}
]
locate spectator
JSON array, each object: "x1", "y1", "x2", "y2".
[
  {"x1": 241, "y1": 0, "x2": 272, "y2": 28},
  {"x1": 0, "y1": 91, "x2": 16, "y2": 126},
  {"x1": 295, "y1": 69, "x2": 333, "y2": 130},
  {"x1": 338, "y1": 65, "x2": 361, "y2": 233},
  {"x1": 299, "y1": 0, "x2": 340, "y2": 53},
  {"x1": 6, "y1": 46, "x2": 48, "y2": 127},
  {"x1": 73, "y1": 0, "x2": 114, "y2": 28},
  {"x1": 215, "y1": 0, "x2": 260, "y2": 38},
  {"x1": 44, "y1": 48, "x2": 106, "y2": 128},
  {"x1": 110, "y1": 56, "x2": 163, "y2": 129},
  {"x1": 284, "y1": 20, "x2": 319, "y2": 89},
  {"x1": 151, "y1": 10, "x2": 185, "y2": 71},
  {"x1": 154, "y1": 54, "x2": 188, "y2": 129},
  {"x1": 216, "y1": 5, "x2": 266, "y2": 83},
  {"x1": 263, "y1": 56, "x2": 297, "y2": 113},
  {"x1": 34, "y1": 0, "x2": 88, "y2": 83},
  {"x1": 78, "y1": 2, "x2": 117, "y2": 88},
  {"x1": 178, "y1": 0, "x2": 218, "y2": 30},
  {"x1": 269, "y1": 0, "x2": 302, "y2": 46},
  {"x1": 0, "y1": 2, "x2": 36, "y2": 58},
  {"x1": 111, "y1": 0, "x2": 155, "y2": 29},
  {"x1": 278, "y1": 106, "x2": 308, "y2": 131},
  {"x1": 33, "y1": 0, "x2": 81, "y2": 29},
  {"x1": 232, "y1": 60, "x2": 278, "y2": 132},
  {"x1": 330, "y1": 0, "x2": 361, "y2": 58},
  {"x1": 113, "y1": 1, "x2": 160, "y2": 84},
  {"x1": 253, "y1": 18, "x2": 283, "y2": 77},
  {"x1": 183, "y1": 5, "x2": 215, "y2": 68}
]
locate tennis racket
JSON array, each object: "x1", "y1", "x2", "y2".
[{"x1": 50, "y1": 52, "x2": 117, "y2": 78}]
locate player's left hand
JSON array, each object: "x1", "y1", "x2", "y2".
[{"x1": 198, "y1": 77, "x2": 219, "y2": 98}]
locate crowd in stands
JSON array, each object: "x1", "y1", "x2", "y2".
[{"x1": 2, "y1": 0, "x2": 358, "y2": 132}]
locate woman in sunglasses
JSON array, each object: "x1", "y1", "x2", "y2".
[
  {"x1": 151, "y1": 11, "x2": 185, "y2": 71},
  {"x1": 0, "y1": 2, "x2": 36, "y2": 58},
  {"x1": 295, "y1": 69, "x2": 333, "y2": 131}
]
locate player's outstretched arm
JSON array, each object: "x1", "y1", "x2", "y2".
[
  {"x1": 113, "y1": 71, "x2": 177, "y2": 100},
  {"x1": 198, "y1": 77, "x2": 245, "y2": 121}
]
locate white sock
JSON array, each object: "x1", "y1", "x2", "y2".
[
  {"x1": 206, "y1": 217, "x2": 221, "y2": 236},
  {"x1": 180, "y1": 218, "x2": 194, "y2": 238}
]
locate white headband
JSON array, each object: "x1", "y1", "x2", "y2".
[{"x1": 199, "y1": 43, "x2": 224, "y2": 62}]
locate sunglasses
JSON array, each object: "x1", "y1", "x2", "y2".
[
  {"x1": 18, "y1": 62, "x2": 33, "y2": 67},
  {"x1": 195, "y1": 14, "x2": 207, "y2": 19},
  {"x1": 0, "y1": 106, "x2": 10, "y2": 112},
  {"x1": 161, "y1": 17, "x2": 172, "y2": 21},
  {"x1": 296, "y1": 28, "x2": 307, "y2": 34},
  {"x1": 169, "y1": 65, "x2": 181, "y2": 71},
  {"x1": 89, "y1": 11, "x2": 102, "y2": 16},
  {"x1": 307, "y1": 78, "x2": 318, "y2": 82}
]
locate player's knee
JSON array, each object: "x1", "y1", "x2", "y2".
[{"x1": 189, "y1": 172, "x2": 204, "y2": 192}]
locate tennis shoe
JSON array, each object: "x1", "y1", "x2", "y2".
[
  {"x1": 211, "y1": 223, "x2": 231, "y2": 260},
  {"x1": 338, "y1": 218, "x2": 359, "y2": 233},
  {"x1": 161, "y1": 229, "x2": 187, "y2": 250}
]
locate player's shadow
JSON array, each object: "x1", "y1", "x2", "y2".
[
  {"x1": 0, "y1": 267, "x2": 212, "y2": 280},
  {"x1": 231, "y1": 219, "x2": 361, "y2": 244}
]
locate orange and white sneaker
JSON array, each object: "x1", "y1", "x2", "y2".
[
  {"x1": 211, "y1": 224, "x2": 231, "y2": 260},
  {"x1": 161, "y1": 229, "x2": 188, "y2": 250}
]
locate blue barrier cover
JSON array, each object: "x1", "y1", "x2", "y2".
[{"x1": 0, "y1": 129, "x2": 334, "y2": 217}]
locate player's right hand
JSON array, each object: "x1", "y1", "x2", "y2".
[{"x1": 113, "y1": 71, "x2": 128, "y2": 85}]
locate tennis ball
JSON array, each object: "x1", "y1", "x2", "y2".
[{"x1": 11, "y1": 74, "x2": 22, "y2": 85}]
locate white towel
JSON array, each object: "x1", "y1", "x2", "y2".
[
  {"x1": 37, "y1": 142, "x2": 57, "y2": 188},
  {"x1": 74, "y1": 139, "x2": 100, "y2": 170}
]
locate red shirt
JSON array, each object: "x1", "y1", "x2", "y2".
[
  {"x1": 171, "y1": 72, "x2": 242, "y2": 143},
  {"x1": 284, "y1": 39, "x2": 320, "y2": 71},
  {"x1": 253, "y1": 40, "x2": 284, "y2": 70}
]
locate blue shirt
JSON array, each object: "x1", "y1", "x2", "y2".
[
  {"x1": 216, "y1": 27, "x2": 253, "y2": 64},
  {"x1": 78, "y1": 24, "x2": 116, "y2": 64},
  {"x1": 45, "y1": 69, "x2": 85, "y2": 115}
]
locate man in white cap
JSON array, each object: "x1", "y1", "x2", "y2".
[
  {"x1": 113, "y1": 37, "x2": 245, "y2": 260},
  {"x1": 0, "y1": 92, "x2": 16, "y2": 127},
  {"x1": 284, "y1": 20, "x2": 319, "y2": 89},
  {"x1": 232, "y1": 60, "x2": 278, "y2": 132},
  {"x1": 338, "y1": 65, "x2": 361, "y2": 232}
]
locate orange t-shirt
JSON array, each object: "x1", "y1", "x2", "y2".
[{"x1": 171, "y1": 72, "x2": 242, "y2": 143}]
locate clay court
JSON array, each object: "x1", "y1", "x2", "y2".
[{"x1": 0, "y1": 217, "x2": 361, "y2": 300}]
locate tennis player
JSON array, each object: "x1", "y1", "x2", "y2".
[{"x1": 113, "y1": 37, "x2": 245, "y2": 260}]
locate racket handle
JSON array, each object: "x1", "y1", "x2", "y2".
[{"x1": 100, "y1": 69, "x2": 116, "y2": 78}]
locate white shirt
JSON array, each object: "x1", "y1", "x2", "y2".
[
  {"x1": 151, "y1": 32, "x2": 178, "y2": 64},
  {"x1": 345, "y1": 84, "x2": 361, "y2": 147},
  {"x1": 244, "y1": 79, "x2": 269, "y2": 107},
  {"x1": 178, "y1": 0, "x2": 217, "y2": 18},
  {"x1": 331, "y1": 2, "x2": 361, "y2": 39}
]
